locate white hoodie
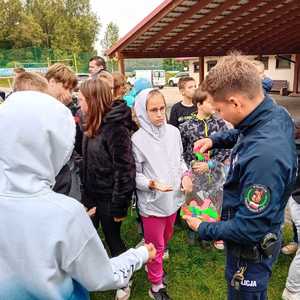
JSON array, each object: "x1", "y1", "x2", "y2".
[
  {"x1": 132, "y1": 89, "x2": 187, "y2": 217},
  {"x1": 0, "y1": 91, "x2": 148, "y2": 300}
]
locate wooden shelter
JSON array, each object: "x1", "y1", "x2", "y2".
[{"x1": 107, "y1": 0, "x2": 300, "y2": 93}]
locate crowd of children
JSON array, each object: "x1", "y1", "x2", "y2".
[{"x1": 0, "y1": 54, "x2": 299, "y2": 300}]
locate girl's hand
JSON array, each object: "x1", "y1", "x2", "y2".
[
  {"x1": 85, "y1": 206, "x2": 96, "y2": 217},
  {"x1": 149, "y1": 180, "x2": 173, "y2": 192},
  {"x1": 114, "y1": 217, "x2": 126, "y2": 222},
  {"x1": 181, "y1": 176, "x2": 193, "y2": 194},
  {"x1": 192, "y1": 162, "x2": 209, "y2": 174},
  {"x1": 144, "y1": 243, "x2": 157, "y2": 262}
]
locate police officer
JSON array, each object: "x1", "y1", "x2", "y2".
[{"x1": 184, "y1": 53, "x2": 297, "y2": 300}]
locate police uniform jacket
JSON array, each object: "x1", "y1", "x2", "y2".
[{"x1": 198, "y1": 95, "x2": 297, "y2": 245}]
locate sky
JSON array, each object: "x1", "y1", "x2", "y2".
[{"x1": 90, "y1": 0, "x2": 164, "y2": 54}]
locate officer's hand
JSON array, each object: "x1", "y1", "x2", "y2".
[
  {"x1": 181, "y1": 175, "x2": 193, "y2": 194},
  {"x1": 192, "y1": 162, "x2": 209, "y2": 174},
  {"x1": 144, "y1": 243, "x2": 157, "y2": 262},
  {"x1": 194, "y1": 138, "x2": 213, "y2": 153},
  {"x1": 182, "y1": 215, "x2": 202, "y2": 231}
]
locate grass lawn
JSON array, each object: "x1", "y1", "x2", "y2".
[{"x1": 90, "y1": 212, "x2": 293, "y2": 300}]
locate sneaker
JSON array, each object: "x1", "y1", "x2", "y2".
[
  {"x1": 115, "y1": 284, "x2": 131, "y2": 300},
  {"x1": 281, "y1": 242, "x2": 298, "y2": 255},
  {"x1": 213, "y1": 240, "x2": 224, "y2": 250},
  {"x1": 282, "y1": 288, "x2": 300, "y2": 300},
  {"x1": 162, "y1": 248, "x2": 169, "y2": 261},
  {"x1": 135, "y1": 238, "x2": 145, "y2": 249},
  {"x1": 149, "y1": 288, "x2": 171, "y2": 300}
]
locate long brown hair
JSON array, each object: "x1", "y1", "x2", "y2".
[{"x1": 80, "y1": 78, "x2": 112, "y2": 138}]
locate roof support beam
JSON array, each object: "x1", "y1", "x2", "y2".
[
  {"x1": 136, "y1": 0, "x2": 212, "y2": 51},
  {"x1": 179, "y1": 0, "x2": 263, "y2": 51},
  {"x1": 158, "y1": 0, "x2": 240, "y2": 51},
  {"x1": 203, "y1": 1, "x2": 299, "y2": 54}
]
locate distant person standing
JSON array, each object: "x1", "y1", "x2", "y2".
[
  {"x1": 252, "y1": 60, "x2": 273, "y2": 95},
  {"x1": 88, "y1": 56, "x2": 106, "y2": 79},
  {"x1": 169, "y1": 76, "x2": 197, "y2": 128}
]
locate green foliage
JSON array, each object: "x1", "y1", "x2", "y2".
[
  {"x1": 0, "y1": 0, "x2": 100, "y2": 53},
  {"x1": 163, "y1": 58, "x2": 188, "y2": 71},
  {"x1": 101, "y1": 22, "x2": 119, "y2": 72}
]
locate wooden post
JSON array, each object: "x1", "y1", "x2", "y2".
[
  {"x1": 116, "y1": 52, "x2": 125, "y2": 75},
  {"x1": 199, "y1": 56, "x2": 204, "y2": 85},
  {"x1": 293, "y1": 54, "x2": 300, "y2": 94}
]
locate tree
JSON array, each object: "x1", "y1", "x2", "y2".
[{"x1": 101, "y1": 22, "x2": 119, "y2": 71}]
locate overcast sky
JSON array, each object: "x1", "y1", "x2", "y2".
[{"x1": 90, "y1": 0, "x2": 163, "y2": 53}]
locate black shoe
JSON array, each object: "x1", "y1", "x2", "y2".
[{"x1": 149, "y1": 288, "x2": 171, "y2": 300}]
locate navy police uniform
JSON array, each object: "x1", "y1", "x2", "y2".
[{"x1": 198, "y1": 95, "x2": 297, "y2": 299}]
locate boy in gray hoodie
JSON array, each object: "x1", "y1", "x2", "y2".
[{"x1": 132, "y1": 89, "x2": 193, "y2": 300}]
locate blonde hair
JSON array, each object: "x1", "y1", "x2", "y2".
[
  {"x1": 45, "y1": 63, "x2": 77, "y2": 89},
  {"x1": 252, "y1": 60, "x2": 265, "y2": 76},
  {"x1": 146, "y1": 89, "x2": 167, "y2": 109},
  {"x1": 97, "y1": 71, "x2": 113, "y2": 89},
  {"x1": 112, "y1": 72, "x2": 127, "y2": 99},
  {"x1": 202, "y1": 52, "x2": 262, "y2": 101},
  {"x1": 13, "y1": 72, "x2": 48, "y2": 93}
]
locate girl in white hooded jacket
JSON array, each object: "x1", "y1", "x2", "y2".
[
  {"x1": 0, "y1": 91, "x2": 156, "y2": 300},
  {"x1": 132, "y1": 89, "x2": 193, "y2": 300}
]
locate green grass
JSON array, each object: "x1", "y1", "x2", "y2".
[{"x1": 91, "y1": 213, "x2": 293, "y2": 300}]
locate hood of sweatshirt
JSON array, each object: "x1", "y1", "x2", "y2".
[
  {"x1": 0, "y1": 91, "x2": 75, "y2": 196},
  {"x1": 134, "y1": 88, "x2": 166, "y2": 140},
  {"x1": 102, "y1": 99, "x2": 133, "y2": 129}
]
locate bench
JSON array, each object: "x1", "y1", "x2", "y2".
[{"x1": 270, "y1": 80, "x2": 289, "y2": 96}]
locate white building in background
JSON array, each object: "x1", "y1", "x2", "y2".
[{"x1": 187, "y1": 55, "x2": 295, "y2": 91}]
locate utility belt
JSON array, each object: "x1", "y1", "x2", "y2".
[{"x1": 226, "y1": 232, "x2": 280, "y2": 263}]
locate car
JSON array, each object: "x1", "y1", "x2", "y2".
[{"x1": 168, "y1": 72, "x2": 189, "y2": 87}]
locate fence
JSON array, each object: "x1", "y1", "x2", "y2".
[{"x1": 0, "y1": 47, "x2": 94, "y2": 74}]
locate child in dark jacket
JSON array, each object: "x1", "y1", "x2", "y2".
[
  {"x1": 79, "y1": 78, "x2": 136, "y2": 300},
  {"x1": 179, "y1": 87, "x2": 231, "y2": 249},
  {"x1": 179, "y1": 87, "x2": 231, "y2": 169}
]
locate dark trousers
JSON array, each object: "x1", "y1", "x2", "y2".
[
  {"x1": 226, "y1": 239, "x2": 281, "y2": 300},
  {"x1": 92, "y1": 212, "x2": 127, "y2": 257}
]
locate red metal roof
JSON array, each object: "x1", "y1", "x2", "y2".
[{"x1": 107, "y1": 0, "x2": 300, "y2": 58}]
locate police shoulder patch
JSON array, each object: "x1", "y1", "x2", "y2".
[{"x1": 244, "y1": 184, "x2": 271, "y2": 213}]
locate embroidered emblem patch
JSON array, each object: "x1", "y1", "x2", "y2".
[{"x1": 244, "y1": 184, "x2": 270, "y2": 213}]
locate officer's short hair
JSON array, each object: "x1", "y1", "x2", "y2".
[{"x1": 202, "y1": 52, "x2": 262, "y2": 101}]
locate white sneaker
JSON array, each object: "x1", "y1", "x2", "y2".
[
  {"x1": 282, "y1": 288, "x2": 300, "y2": 300},
  {"x1": 115, "y1": 283, "x2": 131, "y2": 300},
  {"x1": 135, "y1": 238, "x2": 145, "y2": 249},
  {"x1": 163, "y1": 248, "x2": 169, "y2": 261}
]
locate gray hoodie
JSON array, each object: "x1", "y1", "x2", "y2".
[{"x1": 132, "y1": 88, "x2": 187, "y2": 217}]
